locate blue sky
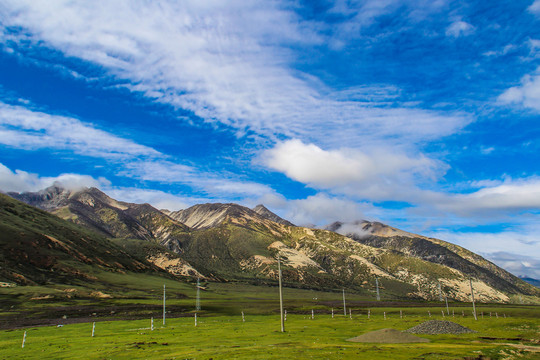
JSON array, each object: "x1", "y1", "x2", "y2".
[{"x1": 0, "y1": 0, "x2": 539, "y2": 278}]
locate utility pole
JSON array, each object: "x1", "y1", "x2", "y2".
[
  {"x1": 163, "y1": 284, "x2": 166, "y2": 326},
  {"x1": 469, "y1": 278, "x2": 477, "y2": 320},
  {"x1": 438, "y1": 282, "x2": 443, "y2": 302},
  {"x1": 342, "y1": 289, "x2": 347, "y2": 316},
  {"x1": 278, "y1": 255, "x2": 285, "y2": 332},
  {"x1": 376, "y1": 277, "x2": 381, "y2": 301},
  {"x1": 196, "y1": 277, "x2": 201, "y2": 311}
]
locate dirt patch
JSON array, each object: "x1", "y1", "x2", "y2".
[
  {"x1": 405, "y1": 320, "x2": 476, "y2": 335},
  {"x1": 347, "y1": 328, "x2": 430, "y2": 343}
]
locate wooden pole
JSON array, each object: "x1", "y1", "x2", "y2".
[
  {"x1": 22, "y1": 331, "x2": 26, "y2": 348},
  {"x1": 278, "y1": 255, "x2": 285, "y2": 332},
  {"x1": 445, "y1": 295, "x2": 449, "y2": 315},
  {"x1": 376, "y1": 277, "x2": 380, "y2": 301},
  {"x1": 92, "y1": 322, "x2": 95, "y2": 337},
  {"x1": 469, "y1": 278, "x2": 477, "y2": 320}
]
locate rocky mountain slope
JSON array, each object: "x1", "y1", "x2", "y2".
[{"x1": 6, "y1": 187, "x2": 540, "y2": 302}]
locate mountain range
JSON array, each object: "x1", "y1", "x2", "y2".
[{"x1": 4, "y1": 185, "x2": 540, "y2": 303}]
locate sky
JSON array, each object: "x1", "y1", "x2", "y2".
[{"x1": 0, "y1": 0, "x2": 539, "y2": 278}]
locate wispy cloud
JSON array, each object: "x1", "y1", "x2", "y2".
[
  {"x1": 0, "y1": 101, "x2": 277, "y2": 201},
  {"x1": 445, "y1": 20, "x2": 475, "y2": 38},
  {"x1": 0, "y1": 1, "x2": 469, "y2": 149},
  {"x1": 529, "y1": 0, "x2": 540, "y2": 16},
  {"x1": 0, "y1": 102, "x2": 161, "y2": 159},
  {"x1": 498, "y1": 67, "x2": 540, "y2": 112}
]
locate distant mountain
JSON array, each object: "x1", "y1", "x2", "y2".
[
  {"x1": 520, "y1": 276, "x2": 540, "y2": 288},
  {"x1": 7, "y1": 186, "x2": 540, "y2": 302},
  {"x1": 253, "y1": 204, "x2": 294, "y2": 226},
  {"x1": 327, "y1": 220, "x2": 537, "y2": 298}
]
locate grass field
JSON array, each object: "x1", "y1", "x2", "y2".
[{"x1": 1, "y1": 284, "x2": 539, "y2": 360}]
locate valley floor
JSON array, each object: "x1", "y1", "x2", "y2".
[{"x1": 1, "y1": 305, "x2": 539, "y2": 359}]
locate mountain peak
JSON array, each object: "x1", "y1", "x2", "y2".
[
  {"x1": 252, "y1": 204, "x2": 294, "y2": 227},
  {"x1": 169, "y1": 203, "x2": 265, "y2": 230}
]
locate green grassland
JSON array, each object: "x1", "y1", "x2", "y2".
[
  {"x1": 1, "y1": 281, "x2": 539, "y2": 359},
  {"x1": 1, "y1": 307, "x2": 538, "y2": 359}
]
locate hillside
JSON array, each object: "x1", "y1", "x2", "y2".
[
  {"x1": 0, "y1": 193, "x2": 152, "y2": 287},
  {"x1": 328, "y1": 221, "x2": 537, "y2": 297},
  {"x1": 7, "y1": 187, "x2": 540, "y2": 303},
  {"x1": 9, "y1": 186, "x2": 191, "y2": 250}
]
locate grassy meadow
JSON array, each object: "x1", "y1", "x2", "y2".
[{"x1": 1, "y1": 281, "x2": 539, "y2": 359}]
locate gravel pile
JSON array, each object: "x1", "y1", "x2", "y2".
[
  {"x1": 347, "y1": 328, "x2": 430, "y2": 343},
  {"x1": 405, "y1": 320, "x2": 476, "y2": 335}
]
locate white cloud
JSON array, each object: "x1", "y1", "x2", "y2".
[
  {"x1": 262, "y1": 139, "x2": 446, "y2": 200},
  {"x1": 529, "y1": 0, "x2": 540, "y2": 15},
  {"x1": 445, "y1": 20, "x2": 475, "y2": 38},
  {"x1": 480, "y1": 146, "x2": 495, "y2": 155},
  {"x1": 0, "y1": 102, "x2": 278, "y2": 201},
  {"x1": 121, "y1": 159, "x2": 276, "y2": 200},
  {"x1": 0, "y1": 1, "x2": 470, "y2": 149},
  {"x1": 282, "y1": 193, "x2": 372, "y2": 226},
  {"x1": 0, "y1": 162, "x2": 109, "y2": 193},
  {"x1": 498, "y1": 68, "x2": 540, "y2": 112},
  {"x1": 0, "y1": 102, "x2": 161, "y2": 159},
  {"x1": 437, "y1": 176, "x2": 540, "y2": 214}
]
